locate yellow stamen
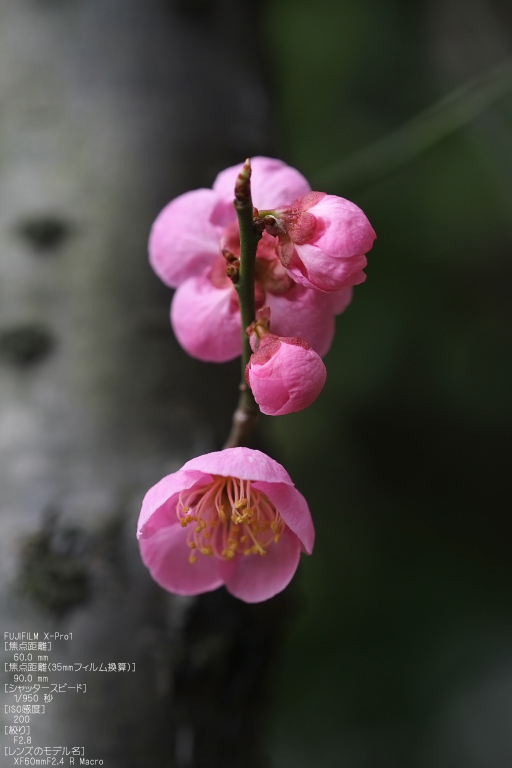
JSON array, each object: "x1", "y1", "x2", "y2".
[
  {"x1": 232, "y1": 506, "x2": 255, "y2": 525},
  {"x1": 179, "y1": 476, "x2": 284, "y2": 562}
]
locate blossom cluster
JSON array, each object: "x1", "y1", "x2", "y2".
[
  {"x1": 150, "y1": 159, "x2": 373, "y2": 349},
  {"x1": 138, "y1": 157, "x2": 375, "y2": 602}
]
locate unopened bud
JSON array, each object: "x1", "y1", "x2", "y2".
[
  {"x1": 234, "y1": 158, "x2": 252, "y2": 208},
  {"x1": 246, "y1": 331, "x2": 326, "y2": 416},
  {"x1": 226, "y1": 261, "x2": 240, "y2": 283}
]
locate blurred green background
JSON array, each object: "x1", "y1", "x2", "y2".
[{"x1": 262, "y1": 1, "x2": 512, "y2": 766}]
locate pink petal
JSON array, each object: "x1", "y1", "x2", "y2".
[
  {"x1": 311, "y1": 195, "x2": 376, "y2": 257},
  {"x1": 330, "y1": 286, "x2": 353, "y2": 315},
  {"x1": 213, "y1": 157, "x2": 311, "y2": 211},
  {"x1": 219, "y1": 527, "x2": 301, "y2": 603},
  {"x1": 248, "y1": 340, "x2": 326, "y2": 416},
  {"x1": 248, "y1": 371, "x2": 289, "y2": 415},
  {"x1": 252, "y1": 481, "x2": 315, "y2": 554},
  {"x1": 248, "y1": 368, "x2": 290, "y2": 416},
  {"x1": 266, "y1": 285, "x2": 335, "y2": 357},
  {"x1": 288, "y1": 242, "x2": 368, "y2": 292},
  {"x1": 137, "y1": 469, "x2": 210, "y2": 538},
  {"x1": 140, "y1": 524, "x2": 223, "y2": 596},
  {"x1": 149, "y1": 189, "x2": 224, "y2": 288},
  {"x1": 170, "y1": 274, "x2": 241, "y2": 362},
  {"x1": 182, "y1": 447, "x2": 294, "y2": 485}
]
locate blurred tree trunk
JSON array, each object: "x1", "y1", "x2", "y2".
[{"x1": 0, "y1": 2, "x2": 284, "y2": 766}]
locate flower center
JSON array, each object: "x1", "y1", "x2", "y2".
[{"x1": 176, "y1": 476, "x2": 285, "y2": 563}]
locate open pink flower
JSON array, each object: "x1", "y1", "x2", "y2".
[
  {"x1": 246, "y1": 329, "x2": 326, "y2": 416},
  {"x1": 137, "y1": 448, "x2": 314, "y2": 603},
  {"x1": 149, "y1": 157, "x2": 352, "y2": 362},
  {"x1": 267, "y1": 191, "x2": 376, "y2": 292}
]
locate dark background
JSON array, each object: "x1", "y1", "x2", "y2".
[{"x1": 260, "y1": 1, "x2": 512, "y2": 766}]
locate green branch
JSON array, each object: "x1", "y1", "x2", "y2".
[
  {"x1": 314, "y1": 59, "x2": 512, "y2": 192},
  {"x1": 224, "y1": 159, "x2": 261, "y2": 448}
]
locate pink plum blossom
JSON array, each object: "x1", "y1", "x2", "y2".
[
  {"x1": 137, "y1": 448, "x2": 314, "y2": 603},
  {"x1": 149, "y1": 157, "x2": 353, "y2": 362},
  {"x1": 246, "y1": 324, "x2": 327, "y2": 416},
  {"x1": 266, "y1": 191, "x2": 376, "y2": 292}
]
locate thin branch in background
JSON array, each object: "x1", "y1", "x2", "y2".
[{"x1": 313, "y1": 59, "x2": 512, "y2": 193}]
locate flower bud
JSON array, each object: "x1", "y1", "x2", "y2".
[
  {"x1": 246, "y1": 326, "x2": 327, "y2": 416},
  {"x1": 269, "y1": 191, "x2": 376, "y2": 292}
]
